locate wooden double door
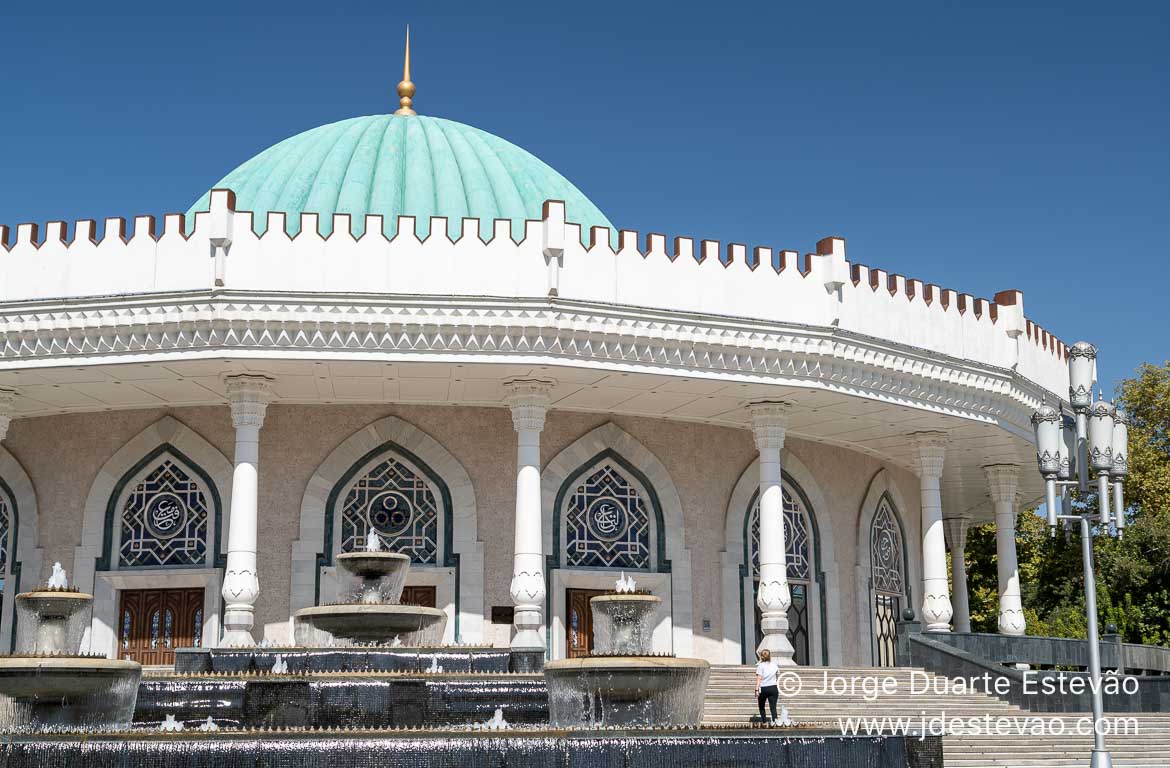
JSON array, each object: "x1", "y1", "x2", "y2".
[
  {"x1": 566, "y1": 588, "x2": 607, "y2": 658},
  {"x1": 118, "y1": 588, "x2": 204, "y2": 666}
]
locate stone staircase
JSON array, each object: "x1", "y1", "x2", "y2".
[{"x1": 703, "y1": 665, "x2": 1170, "y2": 767}]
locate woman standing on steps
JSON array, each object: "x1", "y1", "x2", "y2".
[{"x1": 755, "y1": 649, "x2": 779, "y2": 724}]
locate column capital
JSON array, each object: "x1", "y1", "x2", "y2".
[
  {"x1": 942, "y1": 516, "x2": 969, "y2": 551},
  {"x1": 0, "y1": 387, "x2": 17, "y2": 442},
  {"x1": 983, "y1": 464, "x2": 1021, "y2": 505},
  {"x1": 224, "y1": 373, "x2": 276, "y2": 430},
  {"x1": 748, "y1": 400, "x2": 791, "y2": 452},
  {"x1": 909, "y1": 431, "x2": 948, "y2": 479},
  {"x1": 504, "y1": 378, "x2": 556, "y2": 433}
]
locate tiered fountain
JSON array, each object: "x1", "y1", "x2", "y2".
[
  {"x1": 544, "y1": 573, "x2": 710, "y2": 727},
  {"x1": 0, "y1": 563, "x2": 141, "y2": 730},
  {"x1": 293, "y1": 534, "x2": 446, "y2": 645}
]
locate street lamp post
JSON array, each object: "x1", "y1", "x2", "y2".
[{"x1": 1031, "y1": 341, "x2": 1127, "y2": 768}]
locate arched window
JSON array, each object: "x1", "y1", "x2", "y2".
[
  {"x1": 0, "y1": 491, "x2": 10, "y2": 575},
  {"x1": 870, "y1": 496, "x2": 906, "y2": 667},
  {"x1": 747, "y1": 484, "x2": 814, "y2": 665},
  {"x1": 0, "y1": 489, "x2": 10, "y2": 625},
  {"x1": 338, "y1": 454, "x2": 439, "y2": 564},
  {"x1": 119, "y1": 458, "x2": 209, "y2": 568},
  {"x1": 564, "y1": 462, "x2": 651, "y2": 570}
]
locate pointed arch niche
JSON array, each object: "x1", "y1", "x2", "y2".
[
  {"x1": 854, "y1": 468, "x2": 918, "y2": 666},
  {"x1": 292, "y1": 416, "x2": 484, "y2": 645},
  {"x1": 541, "y1": 423, "x2": 694, "y2": 660},
  {"x1": 0, "y1": 448, "x2": 42, "y2": 652},
  {"x1": 73, "y1": 417, "x2": 232, "y2": 658},
  {"x1": 720, "y1": 451, "x2": 840, "y2": 665}
]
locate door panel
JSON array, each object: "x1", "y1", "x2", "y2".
[
  {"x1": 566, "y1": 588, "x2": 606, "y2": 658},
  {"x1": 119, "y1": 587, "x2": 203, "y2": 666},
  {"x1": 874, "y1": 593, "x2": 900, "y2": 667},
  {"x1": 399, "y1": 585, "x2": 437, "y2": 608}
]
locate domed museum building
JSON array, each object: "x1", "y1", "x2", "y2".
[{"x1": 0, "y1": 56, "x2": 1071, "y2": 670}]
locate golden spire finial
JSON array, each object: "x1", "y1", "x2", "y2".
[{"x1": 395, "y1": 25, "x2": 417, "y2": 116}]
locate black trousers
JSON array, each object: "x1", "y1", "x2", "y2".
[{"x1": 757, "y1": 684, "x2": 778, "y2": 720}]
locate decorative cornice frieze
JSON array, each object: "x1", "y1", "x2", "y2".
[
  {"x1": 503, "y1": 378, "x2": 555, "y2": 433},
  {"x1": 224, "y1": 373, "x2": 276, "y2": 430},
  {"x1": 983, "y1": 463, "x2": 1021, "y2": 505},
  {"x1": 910, "y1": 431, "x2": 948, "y2": 479},
  {"x1": 0, "y1": 292, "x2": 1053, "y2": 434},
  {"x1": 748, "y1": 400, "x2": 791, "y2": 453}
]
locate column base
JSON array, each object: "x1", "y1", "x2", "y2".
[
  {"x1": 923, "y1": 623, "x2": 952, "y2": 633},
  {"x1": 756, "y1": 631, "x2": 796, "y2": 666},
  {"x1": 998, "y1": 607, "x2": 1026, "y2": 636},
  {"x1": 511, "y1": 603, "x2": 544, "y2": 652},
  {"x1": 220, "y1": 629, "x2": 256, "y2": 648},
  {"x1": 510, "y1": 631, "x2": 544, "y2": 651}
]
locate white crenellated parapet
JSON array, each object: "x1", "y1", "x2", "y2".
[{"x1": 0, "y1": 195, "x2": 1068, "y2": 398}]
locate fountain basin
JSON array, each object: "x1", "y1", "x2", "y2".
[
  {"x1": 335, "y1": 551, "x2": 409, "y2": 604},
  {"x1": 15, "y1": 592, "x2": 92, "y2": 654},
  {"x1": 294, "y1": 604, "x2": 446, "y2": 645},
  {"x1": 544, "y1": 656, "x2": 710, "y2": 728},
  {"x1": 0, "y1": 656, "x2": 142, "y2": 731},
  {"x1": 589, "y1": 593, "x2": 660, "y2": 656}
]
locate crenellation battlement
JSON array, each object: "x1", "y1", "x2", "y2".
[{"x1": 0, "y1": 192, "x2": 1068, "y2": 386}]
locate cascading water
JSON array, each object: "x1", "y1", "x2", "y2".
[
  {"x1": 292, "y1": 537, "x2": 447, "y2": 646},
  {"x1": 544, "y1": 575, "x2": 710, "y2": 728},
  {"x1": 0, "y1": 563, "x2": 142, "y2": 731}
]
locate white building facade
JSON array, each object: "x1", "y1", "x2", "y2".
[{"x1": 0, "y1": 103, "x2": 1068, "y2": 668}]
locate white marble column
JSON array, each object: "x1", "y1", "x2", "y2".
[
  {"x1": 943, "y1": 516, "x2": 971, "y2": 633},
  {"x1": 749, "y1": 401, "x2": 796, "y2": 664},
  {"x1": 985, "y1": 464, "x2": 1025, "y2": 636},
  {"x1": 220, "y1": 373, "x2": 275, "y2": 647},
  {"x1": 505, "y1": 378, "x2": 555, "y2": 651},
  {"x1": 0, "y1": 388, "x2": 15, "y2": 442},
  {"x1": 911, "y1": 432, "x2": 953, "y2": 632}
]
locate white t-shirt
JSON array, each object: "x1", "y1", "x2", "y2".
[{"x1": 756, "y1": 660, "x2": 779, "y2": 688}]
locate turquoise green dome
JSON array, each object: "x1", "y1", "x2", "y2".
[{"x1": 188, "y1": 114, "x2": 614, "y2": 242}]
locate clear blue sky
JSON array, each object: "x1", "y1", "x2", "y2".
[{"x1": 1, "y1": 1, "x2": 1165, "y2": 392}]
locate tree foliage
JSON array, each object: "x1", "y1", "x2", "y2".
[{"x1": 963, "y1": 361, "x2": 1170, "y2": 645}]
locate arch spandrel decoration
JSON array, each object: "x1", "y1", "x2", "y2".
[
  {"x1": 101, "y1": 445, "x2": 222, "y2": 572},
  {"x1": 0, "y1": 493, "x2": 10, "y2": 574},
  {"x1": 337, "y1": 454, "x2": 440, "y2": 564},
  {"x1": 118, "y1": 458, "x2": 211, "y2": 568},
  {"x1": 869, "y1": 492, "x2": 908, "y2": 667},
  {"x1": 540, "y1": 423, "x2": 693, "y2": 658},
  {"x1": 870, "y1": 496, "x2": 906, "y2": 598},
  {"x1": 0, "y1": 450, "x2": 39, "y2": 653},
  {"x1": 564, "y1": 462, "x2": 652, "y2": 570},
  {"x1": 722, "y1": 451, "x2": 840, "y2": 666},
  {"x1": 75, "y1": 417, "x2": 232, "y2": 657},
  {"x1": 293, "y1": 415, "x2": 483, "y2": 645},
  {"x1": 747, "y1": 488, "x2": 811, "y2": 581}
]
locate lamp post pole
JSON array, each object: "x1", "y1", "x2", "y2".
[{"x1": 1031, "y1": 341, "x2": 1127, "y2": 768}]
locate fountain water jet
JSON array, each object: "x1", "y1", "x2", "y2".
[
  {"x1": 544, "y1": 575, "x2": 710, "y2": 728},
  {"x1": 0, "y1": 564, "x2": 141, "y2": 731},
  {"x1": 293, "y1": 539, "x2": 446, "y2": 645}
]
